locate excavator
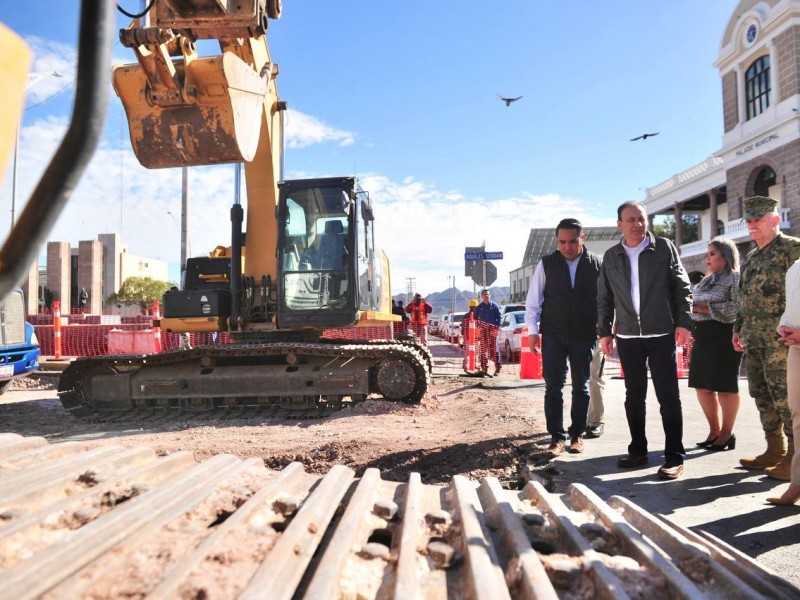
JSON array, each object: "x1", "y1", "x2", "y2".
[{"x1": 48, "y1": 0, "x2": 431, "y2": 416}]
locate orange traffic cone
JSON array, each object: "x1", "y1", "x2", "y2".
[{"x1": 152, "y1": 300, "x2": 162, "y2": 353}]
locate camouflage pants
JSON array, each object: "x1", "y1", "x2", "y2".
[{"x1": 746, "y1": 340, "x2": 792, "y2": 437}]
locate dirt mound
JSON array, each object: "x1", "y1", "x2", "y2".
[{"x1": 0, "y1": 375, "x2": 549, "y2": 486}]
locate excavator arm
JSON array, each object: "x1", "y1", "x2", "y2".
[{"x1": 113, "y1": 0, "x2": 286, "y2": 331}]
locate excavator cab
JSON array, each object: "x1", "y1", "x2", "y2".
[{"x1": 277, "y1": 178, "x2": 358, "y2": 329}]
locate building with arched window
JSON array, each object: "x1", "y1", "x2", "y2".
[{"x1": 643, "y1": 0, "x2": 798, "y2": 280}]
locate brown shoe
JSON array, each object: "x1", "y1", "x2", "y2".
[
  {"x1": 617, "y1": 453, "x2": 648, "y2": 468},
  {"x1": 547, "y1": 440, "x2": 565, "y2": 457},
  {"x1": 740, "y1": 433, "x2": 787, "y2": 470},
  {"x1": 765, "y1": 458, "x2": 792, "y2": 481},
  {"x1": 568, "y1": 436, "x2": 584, "y2": 454},
  {"x1": 657, "y1": 462, "x2": 684, "y2": 480}
]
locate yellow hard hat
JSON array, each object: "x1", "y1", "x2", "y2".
[{"x1": 468, "y1": 299, "x2": 478, "y2": 307}]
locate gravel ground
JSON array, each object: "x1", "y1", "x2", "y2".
[{"x1": 0, "y1": 373, "x2": 552, "y2": 486}]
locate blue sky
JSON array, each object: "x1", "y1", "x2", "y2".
[{"x1": 2, "y1": 1, "x2": 738, "y2": 294}]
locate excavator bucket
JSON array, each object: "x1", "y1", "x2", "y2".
[{"x1": 113, "y1": 52, "x2": 267, "y2": 169}]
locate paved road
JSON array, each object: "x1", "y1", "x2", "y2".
[{"x1": 487, "y1": 375, "x2": 800, "y2": 591}]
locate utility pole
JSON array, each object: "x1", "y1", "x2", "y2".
[
  {"x1": 405, "y1": 277, "x2": 416, "y2": 305},
  {"x1": 448, "y1": 275, "x2": 455, "y2": 313},
  {"x1": 181, "y1": 166, "x2": 189, "y2": 280},
  {"x1": 10, "y1": 72, "x2": 62, "y2": 232}
]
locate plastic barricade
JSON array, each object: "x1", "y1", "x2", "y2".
[
  {"x1": 465, "y1": 316, "x2": 476, "y2": 372},
  {"x1": 152, "y1": 300, "x2": 162, "y2": 353},
  {"x1": 53, "y1": 301, "x2": 62, "y2": 360},
  {"x1": 519, "y1": 342, "x2": 542, "y2": 380},
  {"x1": 107, "y1": 329, "x2": 158, "y2": 355},
  {"x1": 612, "y1": 342, "x2": 692, "y2": 379}
]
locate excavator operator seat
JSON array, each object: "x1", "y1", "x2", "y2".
[{"x1": 317, "y1": 220, "x2": 347, "y2": 270}]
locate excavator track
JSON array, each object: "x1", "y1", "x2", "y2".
[
  {"x1": 1, "y1": 433, "x2": 796, "y2": 599},
  {"x1": 58, "y1": 341, "x2": 431, "y2": 420}
]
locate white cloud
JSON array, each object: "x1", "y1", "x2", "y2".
[
  {"x1": 285, "y1": 110, "x2": 355, "y2": 148},
  {"x1": 359, "y1": 175, "x2": 615, "y2": 295}
]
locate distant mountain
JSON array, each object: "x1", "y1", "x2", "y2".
[{"x1": 393, "y1": 286, "x2": 512, "y2": 315}]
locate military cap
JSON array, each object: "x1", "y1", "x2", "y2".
[{"x1": 743, "y1": 195, "x2": 778, "y2": 219}]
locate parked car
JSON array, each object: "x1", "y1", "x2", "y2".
[
  {"x1": 429, "y1": 316, "x2": 442, "y2": 337},
  {"x1": 438, "y1": 314, "x2": 451, "y2": 339},
  {"x1": 444, "y1": 312, "x2": 467, "y2": 344},
  {"x1": 499, "y1": 303, "x2": 525, "y2": 318},
  {"x1": 0, "y1": 288, "x2": 40, "y2": 394},
  {"x1": 496, "y1": 310, "x2": 527, "y2": 362}
]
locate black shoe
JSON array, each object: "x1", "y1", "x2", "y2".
[
  {"x1": 585, "y1": 424, "x2": 604, "y2": 439},
  {"x1": 657, "y1": 461, "x2": 684, "y2": 480},
  {"x1": 708, "y1": 434, "x2": 736, "y2": 451},
  {"x1": 617, "y1": 453, "x2": 648, "y2": 468},
  {"x1": 696, "y1": 436, "x2": 718, "y2": 448}
]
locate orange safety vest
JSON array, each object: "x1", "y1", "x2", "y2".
[{"x1": 408, "y1": 301, "x2": 429, "y2": 325}]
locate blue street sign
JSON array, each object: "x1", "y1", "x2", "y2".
[{"x1": 464, "y1": 251, "x2": 503, "y2": 261}]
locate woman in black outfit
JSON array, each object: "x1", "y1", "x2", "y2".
[{"x1": 689, "y1": 236, "x2": 743, "y2": 451}]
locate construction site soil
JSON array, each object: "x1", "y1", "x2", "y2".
[{"x1": 1, "y1": 374, "x2": 552, "y2": 487}]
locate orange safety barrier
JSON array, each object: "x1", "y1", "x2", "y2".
[
  {"x1": 30, "y1": 306, "x2": 637, "y2": 381},
  {"x1": 53, "y1": 301, "x2": 62, "y2": 360},
  {"x1": 151, "y1": 300, "x2": 162, "y2": 353},
  {"x1": 465, "y1": 315, "x2": 476, "y2": 372},
  {"x1": 519, "y1": 342, "x2": 542, "y2": 380},
  {"x1": 614, "y1": 343, "x2": 691, "y2": 380},
  {"x1": 107, "y1": 329, "x2": 159, "y2": 354}
]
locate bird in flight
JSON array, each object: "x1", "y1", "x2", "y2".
[
  {"x1": 497, "y1": 93, "x2": 523, "y2": 107},
  {"x1": 630, "y1": 132, "x2": 660, "y2": 141}
]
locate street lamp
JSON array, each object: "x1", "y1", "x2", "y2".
[
  {"x1": 10, "y1": 71, "x2": 62, "y2": 232},
  {"x1": 166, "y1": 210, "x2": 179, "y2": 229}
]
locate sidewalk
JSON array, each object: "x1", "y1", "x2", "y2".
[{"x1": 533, "y1": 377, "x2": 799, "y2": 590}]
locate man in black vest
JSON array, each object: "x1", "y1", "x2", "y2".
[{"x1": 525, "y1": 218, "x2": 602, "y2": 456}]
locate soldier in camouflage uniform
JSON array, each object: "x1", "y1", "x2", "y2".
[{"x1": 733, "y1": 196, "x2": 800, "y2": 480}]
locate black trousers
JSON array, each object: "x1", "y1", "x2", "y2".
[{"x1": 616, "y1": 335, "x2": 686, "y2": 464}]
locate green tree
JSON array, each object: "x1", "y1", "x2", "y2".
[
  {"x1": 652, "y1": 215, "x2": 699, "y2": 244},
  {"x1": 106, "y1": 276, "x2": 176, "y2": 311}
]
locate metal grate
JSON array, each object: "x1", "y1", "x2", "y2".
[{"x1": 0, "y1": 433, "x2": 796, "y2": 599}]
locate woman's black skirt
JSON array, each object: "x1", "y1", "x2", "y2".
[{"x1": 688, "y1": 320, "x2": 743, "y2": 393}]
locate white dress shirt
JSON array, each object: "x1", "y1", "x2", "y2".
[
  {"x1": 779, "y1": 258, "x2": 800, "y2": 331},
  {"x1": 524, "y1": 252, "x2": 582, "y2": 335}
]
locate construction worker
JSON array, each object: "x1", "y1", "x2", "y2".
[
  {"x1": 475, "y1": 289, "x2": 502, "y2": 375},
  {"x1": 405, "y1": 293, "x2": 433, "y2": 344}
]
